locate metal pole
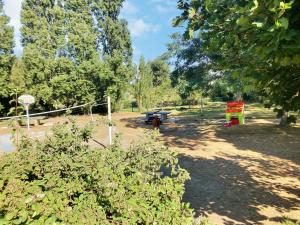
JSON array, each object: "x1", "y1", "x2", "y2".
[
  {"x1": 107, "y1": 96, "x2": 112, "y2": 145},
  {"x1": 90, "y1": 104, "x2": 94, "y2": 121},
  {"x1": 26, "y1": 105, "x2": 30, "y2": 132}
]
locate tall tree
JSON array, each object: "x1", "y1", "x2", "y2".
[
  {"x1": 21, "y1": 0, "x2": 98, "y2": 110},
  {"x1": 167, "y1": 32, "x2": 216, "y2": 111},
  {"x1": 134, "y1": 56, "x2": 153, "y2": 111},
  {"x1": 93, "y1": 0, "x2": 133, "y2": 109},
  {"x1": 149, "y1": 59, "x2": 170, "y2": 87},
  {"x1": 0, "y1": 0, "x2": 14, "y2": 116},
  {"x1": 20, "y1": 0, "x2": 133, "y2": 111},
  {"x1": 148, "y1": 58, "x2": 178, "y2": 107},
  {"x1": 174, "y1": 0, "x2": 300, "y2": 124}
]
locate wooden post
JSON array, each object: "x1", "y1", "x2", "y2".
[{"x1": 107, "y1": 96, "x2": 112, "y2": 145}]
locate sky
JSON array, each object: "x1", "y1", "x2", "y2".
[{"x1": 3, "y1": 0, "x2": 183, "y2": 63}]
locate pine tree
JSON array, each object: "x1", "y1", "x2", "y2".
[{"x1": 0, "y1": 0, "x2": 14, "y2": 115}]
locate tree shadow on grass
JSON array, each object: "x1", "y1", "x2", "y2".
[{"x1": 179, "y1": 154, "x2": 300, "y2": 224}]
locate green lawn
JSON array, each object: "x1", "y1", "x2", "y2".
[{"x1": 154, "y1": 102, "x2": 278, "y2": 120}]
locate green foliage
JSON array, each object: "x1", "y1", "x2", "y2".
[
  {"x1": 193, "y1": 217, "x2": 214, "y2": 225},
  {"x1": 0, "y1": 0, "x2": 14, "y2": 115},
  {"x1": 149, "y1": 59, "x2": 170, "y2": 87},
  {"x1": 134, "y1": 56, "x2": 179, "y2": 110},
  {"x1": 134, "y1": 56, "x2": 154, "y2": 111},
  {"x1": 94, "y1": 1, "x2": 133, "y2": 110},
  {"x1": 173, "y1": 0, "x2": 300, "y2": 124},
  {"x1": 12, "y1": 0, "x2": 133, "y2": 113},
  {"x1": 167, "y1": 33, "x2": 219, "y2": 103},
  {"x1": 0, "y1": 120, "x2": 193, "y2": 224}
]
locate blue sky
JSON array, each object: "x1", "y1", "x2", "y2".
[{"x1": 4, "y1": 0, "x2": 183, "y2": 63}]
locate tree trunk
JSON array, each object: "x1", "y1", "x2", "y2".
[{"x1": 138, "y1": 98, "x2": 143, "y2": 112}]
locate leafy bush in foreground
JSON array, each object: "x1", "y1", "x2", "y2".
[{"x1": 0, "y1": 120, "x2": 193, "y2": 224}]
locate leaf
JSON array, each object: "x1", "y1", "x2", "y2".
[
  {"x1": 5, "y1": 212, "x2": 15, "y2": 221},
  {"x1": 236, "y1": 17, "x2": 250, "y2": 26},
  {"x1": 172, "y1": 17, "x2": 184, "y2": 27},
  {"x1": 188, "y1": 8, "x2": 196, "y2": 19},
  {"x1": 252, "y1": 22, "x2": 264, "y2": 28},
  {"x1": 251, "y1": 0, "x2": 259, "y2": 12},
  {"x1": 279, "y1": 17, "x2": 289, "y2": 29},
  {"x1": 280, "y1": 1, "x2": 293, "y2": 10}
]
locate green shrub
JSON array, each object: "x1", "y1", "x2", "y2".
[
  {"x1": 0, "y1": 120, "x2": 193, "y2": 224},
  {"x1": 193, "y1": 217, "x2": 214, "y2": 225}
]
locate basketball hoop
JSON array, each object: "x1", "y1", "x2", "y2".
[{"x1": 18, "y1": 94, "x2": 35, "y2": 131}]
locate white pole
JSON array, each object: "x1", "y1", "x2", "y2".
[
  {"x1": 26, "y1": 105, "x2": 30, "y2": 132},
  {"x1": 107, "y1": 96, "x2": 112, "y2": 145}
]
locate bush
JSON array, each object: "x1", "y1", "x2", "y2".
[
  {"x1": 0, "y1": 119, "x2": 193, "y2": 224},
  {"x1": 193, "y1": 217, "x2": 214, "y2": 225}
]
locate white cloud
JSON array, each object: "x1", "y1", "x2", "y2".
[
  {"x1": 3, "y1": 0, "x2": 23, "y2": 55},
  {"x1": 122, "y1": 1, "x2": 138, "y2": 15},
  {"x1": 151, "y1": 0, "x2": 177, "y2": 15},
  {"x1": 151, "y1": 0, "x2": 176, "y2": 7},
  {"x1": 128, "y1": 19, "x2": 160, "y2": 37},
  {"x1": 156, "y1": 4, "x2": 176, "y2": 14}
]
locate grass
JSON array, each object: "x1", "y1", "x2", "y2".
[
  {"x1": 154, "y1": 102, "x2": 277, "y2": 120},
  {"x1": 122, "y1": 102, "x2": 279, "y2": 120}
]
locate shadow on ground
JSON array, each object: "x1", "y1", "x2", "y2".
[
  {"x1": 120, "y1": 116, "x2": 300, "y2": 224},
  {"x1": 213, "y1": 124, "x2": 300, "y2": 165},
  {"x1": 179, "y1": 154, "x2": 300, "y2": 224}
]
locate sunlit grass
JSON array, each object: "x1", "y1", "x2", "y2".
[{"x1": 157, "y1": 102, "x2": 277, "y2": 119}]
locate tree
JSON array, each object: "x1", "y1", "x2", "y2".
[
  {"x1": 20, "y1": 0, "x2": 133, "y2": 111},
  {"x1": 148, "y1": 58, "x2": 180, "y2": 107},
  {"x1": 149, "y1": 59, "x2": 170, "y2": 87},
  {"x1": 167, "y1": 32, "x2": 215, "y2": 112},
  {"x1": 134, "y1": 56, "x2": 153, "y2": 111},
  {"x1": 93, "y1": 1, "x2": 134, "y2": 109},
  {"x1": 174, "y1": 0, "x2": 300, "y2": 124},
  {"x1": 7, "y1": 58, "x2": 26, "y2": 116},
  {"x1": 20, "y1": 0, "x2": 98, "y2": 110},
  {"x1": 0, "y1": 0, "x2": 14, "y2": 116}
]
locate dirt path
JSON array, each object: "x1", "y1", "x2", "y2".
[
  {"x1": 166, "y1": 124, "x2": 300, "y2": 225},
  {"x1": 1, "y1": 113, "x2": 300, "y2": 224},
  {"x1": 119, "y1": 114, "x2": 300, "y2": 225}
]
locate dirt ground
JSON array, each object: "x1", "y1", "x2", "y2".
[{"x1": 1, "y1": 112, "x2": 300, "y2": 225}]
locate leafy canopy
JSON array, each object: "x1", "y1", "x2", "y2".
[{"x1": 173, "y1": 0, "x2": 300, "y2": 122}]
